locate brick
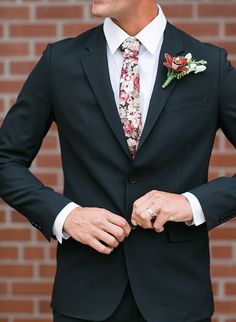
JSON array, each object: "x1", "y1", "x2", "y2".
[
  {"x1": 212, "y1": 282, "x2": 219, "y2": 296},
  {"x1": 23, "y1": 247, "x2": 44, "y2": 260},
  {"x1": 10, "y1": 210, "x2": 28, "y2": 223},
  {"x1": 35, "y1": 230, "x2": 46, "y2": 242},
  {"x1": 0, "y1": 283, "x2": 7, "y2": 295},
  {"x1": 0, "y1": 62, "x2": 4, "y2": 75},
  {"x1": 0, "y1": 210, "x2": 5, "y2": 223},
  {"x1": 198, "y1": 4, "x2": 236, "y2": 18},
  {"x1": 0, "y1": 98, "x2": 4, "y2": 110},
  {"x1": 36, "y1": 6, "x2": 83, "y2": 19},
  {"x1": 208, "y1": 171, "x2": 219, "y2": 181},
  {"x1": 0, "y1": 24, "x2": 3, "y2": 37},
  {"x1": 211, "y1": 265, "x2": 236, "y2": 277},
  {"x1": 50, "y1": 122, "x2": 58, "y2": 131},
  {"x1": 0, "y1": 7, "x2": 29, "y2": 19},
  {"x1": 0, "y1": 43, "x2": 29, "y2": 56},
  {"x1": 214, "y1": 41, "x2": 236, "y2": 55},
  {"x1": 10, "y1": 24, "x2": 57, "y2": 38},
  {"x1": 0, "y1": 265, "x2": 33, "y2": 277},
  {"x1": 34, "y1": 42, "x2": 49, "y2": 56},
  {"x1": 210, "y1": 154, "x2": 236, "y2": 167},
  {"x1": 0, "y1": 228, "x2": 31, "y2": 241},
  {"x1": 211, "y1": 246, "x2": 232, "y2": 259},
  {"x1": 0, "y1": 80, "x2": 23, "y2": 93},
  {"x1": 225, "y1": 283, "x2": 236, "y2": 296},
  {"x1": 41, "y1": 135, "x2": 58, "y2": 150},
  {"x1": 39, "y1": 300, "x2": 52, "y2": 313},
  {"x1": 49, "y1": 245, "x2": 56, "y2": 259},
  {"x1": 63, "y1": 23, "x2": 97, "y2": 37},
  {"x1": 12, "y1": 282, "x2": 52, "y2": 295},
  {"x1": 0, "y1": 247, "x2": 18, "y2": 259},
  {"x1": 10, "y1": 61, "x2": 36, "y2": 75},
  {"x1": 224, "y1": 170, "x2": 236, "y2": 177},
  {"x1": 162, "y1": 4, "x2": 193, "y2": 18},
  {"x1": 0, "y1": 300, "x2": 33, "y2": 313},
  {"x1": 35, "y1": 172, "x2": 58, "y2": 186},
  {"x1": 10, "y1": 98, "x2": 16, "y2": 106},
  {"x1": 36, "y1": 154, "x2": 62, "y2": 168},
  {"x1": 225, "y1": 23, "x2": 236, "y2": 36},
  {"x1": 215, "y1": 300, "x2": 236, "y2": 313},
  {"x1": 176, "y1": 23, "x2": 219, "y2": 37},
  {"x1": 39, "y1": 264, "x2": 56, "y2": 277},
  {"x1": 210, "y1": 228, "x2": 236, "y2": 240}
]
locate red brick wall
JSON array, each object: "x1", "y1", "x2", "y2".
[{"x1": 0, "y1": 1, "x2": 235, "y2": 321}]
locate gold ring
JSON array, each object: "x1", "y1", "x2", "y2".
[{"x1": 147, "y1": 208, "x2": 156, "y2": 220}]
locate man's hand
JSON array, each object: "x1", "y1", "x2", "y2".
[
  {"x1": 64, "y1": 207, "x2": 131, "y2": 255},
  {"x1": 131, "y1": 190, "x2": 193, "y2": 232}
]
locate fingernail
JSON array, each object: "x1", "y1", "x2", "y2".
[{"x1": 131, "y1": 220, "x2": 137, "y2": 226}]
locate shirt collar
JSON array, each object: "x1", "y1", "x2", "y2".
[{"x1": 103, "y1": 4, "x2": 167, "y2": 55}]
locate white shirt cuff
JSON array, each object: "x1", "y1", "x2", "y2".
[
  {"x1": 182, "y1": 192, "x2": 206, "y2": 226},
  {"x1": 52, "y1": 202, "x2": 79, "y2": 243}
]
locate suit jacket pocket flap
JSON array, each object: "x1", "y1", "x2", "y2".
[{"x1": 164, "y1": 96, "x2": 207, "y2": 113}]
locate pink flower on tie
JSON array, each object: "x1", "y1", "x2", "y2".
[
  {"x1": 134, "y1": 76, "x2": 140, "y2": 91},
  {"x1": 120, "y1": 91, "x2": 129, "y2": 103},
  {"x1": 124, "y1": 123, "x2": 134, "y2": 136}
]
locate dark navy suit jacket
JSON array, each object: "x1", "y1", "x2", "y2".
[{"x1": 0, "y1": 22, "x2": 236, "y2": 322}]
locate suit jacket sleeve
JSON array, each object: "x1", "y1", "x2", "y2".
[
  {"x1": 0, "y1": 45, "x2": 72, "y2": 241},
  {"x1": 190, "y1": 48, "x2": 236, "y2": 230}
]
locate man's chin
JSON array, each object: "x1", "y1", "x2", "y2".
[
  {"x1": 91, "y1": 0, "x2": 113, "y2": 18},
  {"x1": 91, "y1": 7, "x2": 106, "y2": 18}
]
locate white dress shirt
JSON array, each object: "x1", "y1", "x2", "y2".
[{"x1": 52, "y1": 5, "x2": 205, "y2": 243}]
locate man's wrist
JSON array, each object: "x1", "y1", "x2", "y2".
[
  {"x1": 52, "y1": 202, "x2": 80, "y2": 243},
  {"x1": 182, "y1": 192, "x2": 206, "y2": 226}
]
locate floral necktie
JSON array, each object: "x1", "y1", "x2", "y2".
[{"x1": 119, "y1": 37, "x2": 142, "y2": 159}]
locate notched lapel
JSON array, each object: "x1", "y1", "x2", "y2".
[
  {"x1": 80, "y1": 26, "x2": 131, "y2": 158},
  {"x1": 139, "y1": 23, "x2": 186, "y2": 151}
]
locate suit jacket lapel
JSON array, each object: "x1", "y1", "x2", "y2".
[
  {"x1": 138, "y1": 22, "x2": 185, "y2": 151},
  {"x1": 80, "y1": 26, "x2": 131, "y2": 158},
  {"x1": 80, "y1": 23, "x2": 186, "y2": 159}
]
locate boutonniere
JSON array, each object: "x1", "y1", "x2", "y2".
[{"x1": 162, "y1": 53, "x2": 207, "y2": 88}]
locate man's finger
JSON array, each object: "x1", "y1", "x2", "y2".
[
  {"x1": 107, "y1": 212, "x2": 131, "y2": 236},
  {"x1": 96, "y1": 230, "x2": 119, "y2": 249},
  {"x1": 103, "y1": 223, "x2": 126, "y2": 243},
  {"x1": 133, "y1": 191, "x2": 156, "y2": 210},
  {"x1": 89, "y1": 238, "x2": 114, "y2": 255},
  {"x1": 153, "y1": 213, "x2": 168, "y2": 233},
  {"x1": 131, "y1": 210, "x2": 153, "y2": 229}
]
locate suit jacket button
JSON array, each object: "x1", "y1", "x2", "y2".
[{"x1": 128, "y1": 175, "x2": 136, "y2": 184}]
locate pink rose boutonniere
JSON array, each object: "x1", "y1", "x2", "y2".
[{"x1": 162, "y1": 53, "x2": 207, "y2": 88}]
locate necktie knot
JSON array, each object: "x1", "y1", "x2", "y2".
[{"x1": 120, "y1": 37, "x2": 141, "y2": 59}]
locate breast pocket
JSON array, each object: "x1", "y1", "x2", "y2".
[{"x1": 164, "y1": 96, "x2": 208, "y2": 113}]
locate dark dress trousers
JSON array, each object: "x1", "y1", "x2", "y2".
[{"x1": 0, "y1": 22, "x2": 235, "y2": 322}]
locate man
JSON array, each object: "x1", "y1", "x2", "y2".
[{"x1": 0, "y1": 0, "x2": 235, "y2": 321}]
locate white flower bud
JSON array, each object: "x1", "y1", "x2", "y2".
[
  {"x1": 194, "y1": 65, "x2": 207, "y2": 74},
  {"x1": 185, "y1": 53, "x2": 192, "y2": 61}
]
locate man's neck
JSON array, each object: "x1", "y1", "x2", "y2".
[{"x1": 111, "y1": 4, "x2": 158, "y2": 36}]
